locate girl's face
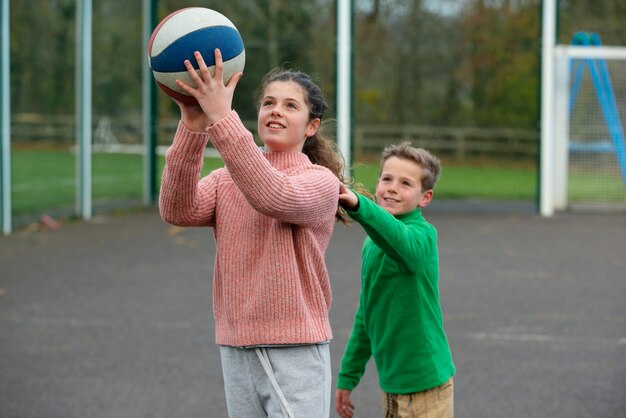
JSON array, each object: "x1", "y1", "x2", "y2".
[{"x1": 257, "y1": 81, "x2": 320, "y2": 153}]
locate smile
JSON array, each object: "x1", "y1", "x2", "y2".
[{"x1": 267, "y1": 122, "x2": 285, "y2": 129}]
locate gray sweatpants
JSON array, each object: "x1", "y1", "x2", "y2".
[{"x1": 219, "y1": 344, "x2": 331, "y2": 418}]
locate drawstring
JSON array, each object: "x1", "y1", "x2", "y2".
[{"x1": 255, "y1": 347, "x2": 295, "y2": 418}]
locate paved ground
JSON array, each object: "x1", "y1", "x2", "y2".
[{"x1": 1, "y1": 208, "x2": 625, "y2": 418}]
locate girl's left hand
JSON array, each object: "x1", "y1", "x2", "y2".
[{"x1": 175, "y1": 49, "x2": 243, "y2": 126}]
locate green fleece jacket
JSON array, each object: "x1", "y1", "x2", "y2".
[{"x1": 337, "y1": 193, "x2": 455, "y2": 394}]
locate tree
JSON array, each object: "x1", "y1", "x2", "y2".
[
  {"x1": 11, "y1": 0, "x2": 76, "y2": 115},
  {"x1": 457, "y1": 0, "x2": 540, "y2": 128},
  {"x1": 559, "y1": 0, "x2": 626, "y2": 45},
  {"x1": 9, "y1": 0, "x2": 624, "y2": 137}
]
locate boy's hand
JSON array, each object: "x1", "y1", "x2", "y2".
[
  {"x1": 339, "y1": 184, "x2": 359, "y2": 210},
  {"x1": 335, "y1": 389, "x2": 355, "y2": 418}
]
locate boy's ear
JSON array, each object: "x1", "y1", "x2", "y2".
[{"x1": 418, "y1": 189, "x2": 433, "y2": 208}]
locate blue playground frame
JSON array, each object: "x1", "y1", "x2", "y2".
[{"x1": 568, "y1": 32, "x2": 626, "y2": 184}]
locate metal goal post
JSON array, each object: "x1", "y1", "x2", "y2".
[{"x1": 546, "y1": 43, "x2": 626, "y2": 214}]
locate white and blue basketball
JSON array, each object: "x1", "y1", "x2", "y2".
[{"x1": 148, "y1": 7, "x2": 246, "y2": 104}]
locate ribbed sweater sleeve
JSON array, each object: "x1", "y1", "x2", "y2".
[
  {"x1": 159, "y1": 122, "x2": 219, "y2": 227},
  {"x1": 207, "y1": 111, "x2": 339, "y2": 227}
]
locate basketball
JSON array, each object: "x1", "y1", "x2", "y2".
[{"x1": 148, "y1": 7, "x2": 246, "y2": 104}]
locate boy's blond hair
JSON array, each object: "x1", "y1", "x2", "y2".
[{"x1": 380, "y1": 142, "x2": 441, "y2": 191}]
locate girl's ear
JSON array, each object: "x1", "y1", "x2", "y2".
[
  {"x1": 418, "y1": 189, "x2": 433, "y2": 208},
  {"x1": 306, "y1": 118, "x2": 321, "y2": 137}
]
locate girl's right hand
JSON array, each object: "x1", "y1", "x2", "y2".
[{"x1": 174, "y1": 99, "x2": 210, "y2": 133}]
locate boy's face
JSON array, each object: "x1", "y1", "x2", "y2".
[{"x1": 375, "y1": 156, "x2": 433, "y2": 215}]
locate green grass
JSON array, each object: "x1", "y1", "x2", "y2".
[
  {"x1": 11, "y1": 149, "x2": 225, "y2": 215},
  {"x1": 568, "y1": 171, "x2": 626, "y2": 202},
  {"x1": 9, "y1": 149, "x2": 625, "y2": 217},
  {"x1": 353, "y1": 161, "x2": 537, "y2": 200}
]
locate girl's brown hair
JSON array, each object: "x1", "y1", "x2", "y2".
[{"x1": 257, "y1": 69, "x2": 348, "y2": 223}]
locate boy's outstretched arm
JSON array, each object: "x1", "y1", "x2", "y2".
[
  {"x1": 342, "y1": 190, "x2": 435, "y2": 271},
  {"x1": 335, "y1": 389, "x2": 355, "y2": 418}
]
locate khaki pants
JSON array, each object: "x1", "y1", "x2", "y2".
[{"x1": 381, "y1": 378, "x2": 453, "y2": 418}]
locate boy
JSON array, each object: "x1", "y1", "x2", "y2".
[{"x1": 335, "y1": 142, "x2": 455, "y2": 418}]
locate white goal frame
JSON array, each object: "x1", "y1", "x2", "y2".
[{"x1": 542, "y1": 44, "x2": 626, "y2": 215}]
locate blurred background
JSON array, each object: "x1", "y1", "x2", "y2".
[
  {"x1": 4, "y1": 0, "x2": 626, "y2": 229},
  {"x1": 2, "y1": 3, "x2": 625, "y2": 417}
]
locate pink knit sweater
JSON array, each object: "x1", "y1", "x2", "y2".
[{"x1": 159, "y1": 111, "x2": 339, "y2": 347}]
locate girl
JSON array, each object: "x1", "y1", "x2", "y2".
[{"x1": 159, "y1": 49, "x2": 346, "y2": 418}]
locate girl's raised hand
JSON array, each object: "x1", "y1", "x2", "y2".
[{"x1": 175, "y1": 49, "x2": 243, "y2": 127}]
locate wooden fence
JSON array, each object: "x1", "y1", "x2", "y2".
[
  {"x1": 11, "y1": 113, "x2": 538, "y2": 160},
  {"x1": 354, "y1": 125, "x2": 538, "y2": 160},
  {"x1": 10, "y1": 113, "x2": 254, "y2": 146}
]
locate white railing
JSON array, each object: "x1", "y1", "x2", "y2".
[{"x1": 11, "y1": 113, "x2": 537, "y2": 160}]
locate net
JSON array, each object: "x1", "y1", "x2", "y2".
[{"x1": 554, "y1": 36, "x2": 626, "y2": 211}]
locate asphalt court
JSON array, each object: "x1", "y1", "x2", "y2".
[{"x1": 1, "y1": 208, "x2": 624, "y2": 417}]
